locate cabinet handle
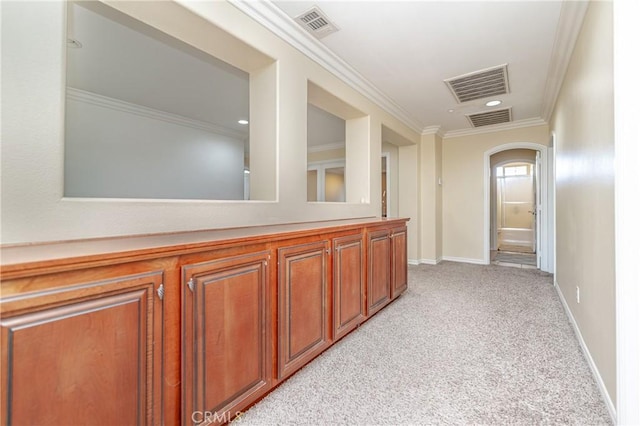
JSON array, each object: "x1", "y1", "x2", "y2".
[
  {"x1": 156, "y1": 283, "x2": 165, "y2": 300},
  {"x1": 187, "y1": 278, "x2": 195, "y2": 293}
]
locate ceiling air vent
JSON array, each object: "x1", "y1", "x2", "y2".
[
  {"x1": 445, "y1": 64, "x2": 510, "y2": 103},
  {"x1": 294, "y1": 7, "x2": 340, "y2": 39},
  {"x1": 467, "y1": 108, "x2": 512, "y2": 128}
]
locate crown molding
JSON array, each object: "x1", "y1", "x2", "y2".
[
  {"x1": 421, "y1": 125, "x2": 444, "y2": 138},
  {"x1": 228, "y1": 0, "x2": 424, "y2": 134},
  {"x1": 307, "y1": 142, "x2": 345, "y2": 153},
  {"x1": 540, "y1": 1, "x2": 589, "y2": 122},
  {"x1": 443, "y1": 117, "x2": 547, "y2": 139},
  {"x1": 67, "y1": 87, "x2": 247, "y2": 140}
]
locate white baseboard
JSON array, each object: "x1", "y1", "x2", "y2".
[
  {"x1": 554, "y1": 280, "x2": 617, "y2": 423},
  {"x1": 419, "y1": 258, "x2": 442, "y2": 265},
  {"x1": 408, "y1": 259, "x2": 419, "y2": 266},
  {"x1": 441, "y1": 256, "x2": 487, "y2": 265}
]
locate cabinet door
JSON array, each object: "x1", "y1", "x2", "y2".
[
  {"x1": 0, "y1": 271, "x2": 164, "y2": 426},
  {"x1": 182, "y1": 251, "x2": 270, "y2": 425},
  {"x1": 367, "y1": 229, "x2": 391, "y2": 316},
  {"x1": 333, "y1": 234, "x2": 365, "y2": 341},
  {"x1": 391, "y1": 226, "x2": 408, "y2": 299},
  {"x1": 278, "y1": 241, "x2": 330, "y2": 380}
]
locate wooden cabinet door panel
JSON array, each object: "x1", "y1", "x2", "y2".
[
  {"x1": 0, "y1": 272, "x2": 164, "y2": 426},
  {"x1": 333, "y1": 234, "x2": 365, "y2": 341},
  {"x1": 182, "y1": 252, "x2": 270, "y2": 425},
  {"x1": 391, "y1": 226, "x2": 408, "y2": 299},
  {"x1": 367, "y1": 229, "x2": 391, "y2": 316},
  {"x1": 278, "y1": 241, "x2": 329, "y2": 380}
]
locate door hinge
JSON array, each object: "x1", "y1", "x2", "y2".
[
  {"x1": 187, "y1": 278, "x2": 195, "y2": 293},
  {"x1": 156, "y1": 283, "x2": 165, "y2": 300}
]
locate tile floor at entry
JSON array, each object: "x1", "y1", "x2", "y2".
[{"x1": 491, "y1": 249, "x2": 537, "y2": 269}]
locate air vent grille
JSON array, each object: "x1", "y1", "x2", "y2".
[
  {"x1": 467, "y1": 108, "x2": 512, "y2": 127},
  {"x1": 295, "y1": 7, "x2": 339, "y2": 39},
  {"x1": 445, "y1": 65, "x2": 509, "y2": 103}
]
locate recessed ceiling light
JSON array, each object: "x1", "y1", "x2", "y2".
[
  {"x1": 485, "y1": 100, "x2": 502, "y2": 107},
  {"x1": 238, "y1": 119, "x2": 249, "y2": 125},
  {"x1": 448, "y1": 109, "x2": 454, "y2": 113}
]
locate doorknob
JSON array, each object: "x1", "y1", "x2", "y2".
[{"x1": 528, "y1": 210, "x2": 536, "y2": 215}]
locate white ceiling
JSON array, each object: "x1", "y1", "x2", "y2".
[{"x1": 261, "y1": 0, "x2": 587, "y2": 136}]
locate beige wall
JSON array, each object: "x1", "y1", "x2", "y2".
[
  {"x1": 398, "y1": 144, "x2": 419, "y2": 261},
  {"x1": 418, "y1": 133, "x2": 443, "y2": 263},
  {"x1": 441, "y1": 125, "x2": 549, "y2": 261},
  {"x1": 1, "y1": 0, "x2": 420, "y2": 244},
  {"x1": 550, "y1": 1, "x2": 615, "y2": 405}
]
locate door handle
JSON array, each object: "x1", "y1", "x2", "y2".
[{"x1": 528, "y1": 210, "x2": 536, "y2": 215}]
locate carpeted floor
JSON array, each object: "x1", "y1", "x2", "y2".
[{"x1": 235, "y1": 262, "x2": 611, "y2": 425}]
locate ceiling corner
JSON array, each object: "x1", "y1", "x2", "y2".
[
  {"x1": 422, "y1": 125, "x2": 444, "y2": 138},
  {"x1": 443, "y1": 117, "x2": 548, "y2": 139}
]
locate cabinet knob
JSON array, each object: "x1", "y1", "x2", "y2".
[{"x1": 156, "y1": 283, "x2": 165, "y2": 300}]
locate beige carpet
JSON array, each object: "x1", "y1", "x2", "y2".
[{"x1": 235, "y1": 262, "x2": 611, "y2": 425}]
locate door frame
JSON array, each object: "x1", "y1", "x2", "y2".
[
  {"x1": 483, "y1": 142, "x2": 550, "y2": 271},
  {"x1": 381, "y1": 152, "x2": 391, "y2": 217}
]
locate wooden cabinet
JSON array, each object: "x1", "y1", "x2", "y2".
[
  {"x1": 391, "y1": 226, "x2": 408, "y2": 299},
  {"x1": 0, "y1": 271, "x2": 164, "y2": 426},
  {"x1": 182, "y1": 251, "x2": 271, "y2": 425},
  {"x1": 332, "y1": 234, "x2": 365, "y2": 341},
  {"x1": 367, "y1": 225, "x2": 408, "y2": 316},
  {"x1": 277, "y1": 241, "x2": 330, "y2": 380},
  {"x1": 367, "y1": 229, "x2": 392, "y2": 316},
  {"x1": 0, "y1": 218, "x2": 408, "y2": 425}
]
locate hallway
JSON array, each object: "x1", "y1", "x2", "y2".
[{"x1": 237, "y1": 263, "x2": 611, "y2": 425}]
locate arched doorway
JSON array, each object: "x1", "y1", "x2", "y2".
[
  {"x1": 483, "y1": 142, "x2": 551, "y2": 271},
  {"x1": 491, "y1": 152, "x2": 537, "y2": 267}
]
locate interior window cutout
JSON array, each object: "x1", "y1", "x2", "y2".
[
  {"x1": 307, "y1": 104, "x2": 346, "y2": 202},
  {"x1": 64, "y1": 2, "x2": 257, "y2": 201},
  {"x1": 306, "y1": 81, "x2": 367, "y2": 204}
]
